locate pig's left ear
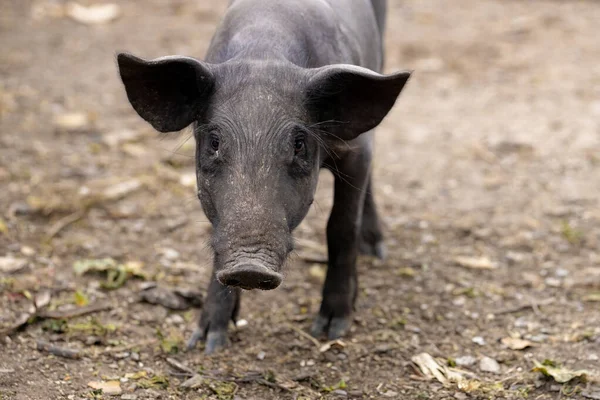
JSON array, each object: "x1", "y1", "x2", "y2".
[
  {"x1": 305, "y1": 65, "x2": 411, "y2": 140},
  {"x1": 117, "y1": 53, "x2": 215, "y2": 133}
]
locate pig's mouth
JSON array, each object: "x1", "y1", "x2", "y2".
[{"x1": 216, "y1": 262, "x2": 284, "y2": 290}]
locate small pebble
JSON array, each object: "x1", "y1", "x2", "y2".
[
  {"x1": 162, "y1": 248, "x2": 180, "y2": 261},
  {"x1": 452, "y1": 297, "x2": 466, "y2": 307},
  {"x1": 332, "y1": 389, "x2": 348, "y2": 397},
  {"x1": 113, "y1": 352, "x2": 130, "y2": 360},
  {"x1": 528, "y1": 334, "x2": 548, "y2": 343},
  {"x1": 479, "y1": 356, "x2": 500, "y2": 374},
  {"x1": 257, "y1": 351, "x2": 266, "y2": 361},
  {"x1": 166, "y1": 314, "x2": 184, "y2": 325},
  {"x1": 472, "y1": 336, "x2": 486, "y2": 346},
  {"x1": 544, "y1": 277, "x2": 561, "y2": 287},
  {"x1": 20, "y1": 246, "x2": 35, "y2": 256},
  {"x1": 555, "y1": 268, "x2": 569, "y2": 277},
  {"x1": 455, "y1": 356, "x2": 476, "y2": 367},
  {"x1": 130, "y1": 352, "x2": 140, "y2": 361}
]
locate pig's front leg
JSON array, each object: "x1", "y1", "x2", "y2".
[
  {"x1": 186, "y1": 270, "x2": 241, "y2": 354},
  {"x1": 311, "y1": 148, "x2": 370, "y2": 340}
]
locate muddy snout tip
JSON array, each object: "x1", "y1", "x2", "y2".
[{"x1": 216, "y1": 263, "x2": 283, "y2": 290}]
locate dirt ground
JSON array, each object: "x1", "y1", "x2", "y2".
[{"x1": 1, "y1": 0, "x2": 599, "y2": 399}]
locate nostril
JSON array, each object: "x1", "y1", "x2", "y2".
[{"x1": 216, "y1": 263, "x2": 283, "y2": 290}]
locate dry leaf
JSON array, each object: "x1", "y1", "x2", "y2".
[
  {"x1": 583, "y1": 293, "x2": 600, "y2": 302},
  {"x1": 501, "y1": 337, "x2": 534, "y2": 350},
  {"x1": 87, "y1": 380, "x2": 122, "y2": 395},
  {"x1": 532, "y1": 360, "x2": 589, "y2": 383},
  {"x1": 453, "y1": 256, "x2": 498, "y2": 270},
  {"x1": 319, "y1": 339, "x2": 346, "y2": 353},
  {"x1": 66, "y1": 3, "x2": 121, "y2": 25},
  {"x1": 411, "y1": 353, "x2": 465, "y2": 384}
]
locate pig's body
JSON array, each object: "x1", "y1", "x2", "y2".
[
  {"x1": 206, "y1": 0, "x2": 384, "y2": 71},
  {"x1": 117, "y1": 0, "x2": 410, "y2": 353}
]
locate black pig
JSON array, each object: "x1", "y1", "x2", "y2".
[{"x1": 117, "y1": 0, "x2": 411, "y2": 354}]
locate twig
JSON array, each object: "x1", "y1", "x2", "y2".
[
  {"x1": 234, "y1": 373, "x2": 292, "y2": 392},
  {"x1": 494, "y1": 298, "x2": 555, "y2": 315},
  {"x1": 38, "y1": 302, "x2": 112, "y2": 319},
  {"x1": 294, "y1": 251, "x2": 328, "y2": 264},
  {"x1": 166, "y1": 357, "x2": 196, "y2": 376},
  {"x1": 46, "y1": 210, "x2": 86, "y2": 240},
  {"x1": 97, "y1": 339, "x2": 158, "y2": 355},
  {"x1": 286, "y1": 324, "x2": 321, "y2": 349},
  {"x1": 36, "y1": 340, "x2": 81, "y2": 359}
]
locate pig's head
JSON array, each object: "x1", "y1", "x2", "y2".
[{"x1": 117, "y1": 53, "x2": 410, "y2": 290}]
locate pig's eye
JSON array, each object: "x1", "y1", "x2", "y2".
[
  {"x1": 209, "y1": 135, "x2": 220, "y2": 152},
  {"x1": 294, "y1": 136, "x2": 305, "y2": 155}
]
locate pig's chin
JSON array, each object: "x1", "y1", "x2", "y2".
[{"x1": 216, "y1": 257, "x2": 285, "y2": 290}]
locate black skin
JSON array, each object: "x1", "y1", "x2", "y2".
[{"x1": 117, "y1": 0, "x2": 411, "y2": 354}]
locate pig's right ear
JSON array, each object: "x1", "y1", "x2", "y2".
[{"x1": 117, "y1": 53, "x2": 215, "y2": 133}]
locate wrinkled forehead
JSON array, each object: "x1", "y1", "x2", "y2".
[{"x1": 209, "y1": 61, "x2": 307, "y2": 122}]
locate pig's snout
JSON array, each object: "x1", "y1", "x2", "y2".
[
  {"x1": 211, "y1": 214, "x2": 293, "y2": 290},
  {"x1": 217, "y1": 263, "x2": 283, "y2": 290}
]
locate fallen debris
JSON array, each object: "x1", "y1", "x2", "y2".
[
  {"x1": 166, "y1": 357, "x2": 195, "y2": 376},
  {"x1": 0, "y1": 256, "x2": 27, "y2": 274},
  {"x1": 37, "y1": 340, "x2": 81, "y2": 359},
  {"x1": 53, "y1": 111, "x2": 94, "y2": 132},
  {"x1": 38, "y1": 302, "x2": 112, "y2": 319},
  {"x1": 479, "y1": 357, "x2": 501, "y2": 374},
  {"x1": 0, "y1": 313, "x2": 31, "y2": 337},
  {"x1": 582, "y1": 390, "x2": 600, "y2": 400},
  {"x1": 87, "y1": 380, "x2": 122, "y2": 395},
  {"x1": 532, "y1": 360, "x2": 590, "y2": 383},
  {"x1": 139, "y1": 286, "x2": 202, "y2": 310},
  {"x1": 494, "y1": 297, "x2": 555, "y2": 315},
  {"x1": 73, "y1": 258, "x2": 146, "y2": 289},
  {"x1": 319, "y1": 339, "x2": 346, "y2": 353},
  {"x1": 453, "y1": 256, "x2": 498, "y2": 270},
  {"x1": 102, "y1": 128, "x2": 146, "y2": 148},
  {"x1": 501, "y1": 337, "x2": 534, "y2": 350},
  {"x1": 411, "y1": 353, "x2": 467, "y2": 384},
  {"x1": 46, "y1": 210, "x2": 85, "y2": 240},
  {"x1": 66, "y1": 2, "x2": 121, "y2": 25}
]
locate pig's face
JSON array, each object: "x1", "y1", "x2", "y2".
[{"x1": 117, "y1": 53, "x2": 410, "y2": 290}]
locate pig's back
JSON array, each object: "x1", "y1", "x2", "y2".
[{"x1": 206, "y1": 0, "x2": 383, "y2": 71}]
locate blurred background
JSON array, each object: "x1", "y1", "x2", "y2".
[{"x1": 1, "y1": 1, "x2": 599, "y2": 399}]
